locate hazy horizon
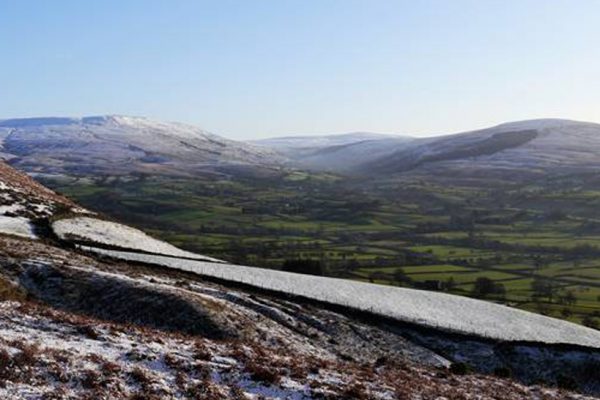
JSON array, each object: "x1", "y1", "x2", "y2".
[{"x1": 2, "y1": 1, "x2": 600, "y2": 139}]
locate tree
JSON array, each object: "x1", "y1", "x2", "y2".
[
  {"x1": 393, "y1": 268, "x2": 411, "y2": 285},
  {"x1": 561, "y1": 308, "x2": 572, "y2": 318},
  {"x1": 472, "y1": 277, "x2": 505, "y2": 299},
  {"x1": 532, "y1": 256, "x2": 549, "y2": 272},
  {"x1": 531, "y1": 278, "x2": 559, "y2": 302},
  {"x1": 561, "y1": 290, "x2": 577, "y2": 306},
  {"x1": 369, "y1": 271, "x2": 388, "y2": 283},
  {"x1": 444, "y1": 277, "x2": 456, "y2": 291},
  {"x1": 281, "y1": 259, "x2": 324, "y2": 276},
  {"x1": 582, "y1": 316, "x2": 599, "y2": 330}
]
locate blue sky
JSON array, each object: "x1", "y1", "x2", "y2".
[{"x1": 1, "y1": 0, "x2": 599, "y2": 139}]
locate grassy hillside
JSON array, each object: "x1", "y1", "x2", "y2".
[{"x1": 40, "y1": 169, "x2": 600, "y2": 329}]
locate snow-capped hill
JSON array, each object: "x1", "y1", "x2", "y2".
[
  {"x1": 253, "y1": 131, "x2": 407, "y2": 150},
  {"x1": 492, "y1": 117, "x2": 594, "y2": 130},
  {"x1": 289, "y1": 137, "x2": 415, "y2": 171},
  {"x1": 0, "y1": 115, "x2": 282, "y2": 177},
  {"x1": 359, "y1": 118, "x2": 600, "y2": 176},
  {"x1": 81, "y1": 115, "x2": 151, "y2": 127},
  {"x1": 257, "y1": 118, "x2": 600, "y2": 176},
  {"x1": 80, "y1": 115, "x2": 220, "y2": 139},
  {"x1": 0, "y1": 117, "x2": 80, "y2": 127},
  {"x1": 253, "y1": 132, "x2": 414, "y2": 171}
]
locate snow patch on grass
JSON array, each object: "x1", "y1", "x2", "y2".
[
  {"x1": 53, "y1": 217, "x2": 221, "y2": 262},
  {"x1": 0, "y1": 216, "x2": 36, "y2": 239},
  {"x1": 85, "y1": 247, "x2": 600, "y2": 348}
]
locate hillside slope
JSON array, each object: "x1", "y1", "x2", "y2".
[
  {"x1": 5, "y1": 116, "x2": 600, "y2": 180},
  {"x1": 256, "y1": 119, "x2": 600, "y2": 178},
  {"x1": 253, "y1": 132, "x2": 413, "y2": 171},
  {"x1": 0, "y1": 161, "x2": 598, "y2": 397},
  {"x1": 0, "y1": 116, "x2": 282, "y2": 178},
  {"x1": 252, "y1": 132, "x2": 398, "y2": 149},
  {"x1": 360, "y1": 119, "x2": 600, "y2": 178},
  {"x1": 0, "y1": 161, "x2": 84, "y2": 238}
]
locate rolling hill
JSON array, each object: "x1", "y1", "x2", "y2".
[
  {"x1": 5, "y1": 116, "x2": 599, "y2": 182},
  {"x1": 0, "y1": 115, "x2": 282, "y2": 178},
  {"x1": 361, "y1": 119, "x2": 600, "y2": 179},
  {"x1": 252, "y1": 131, "x2": 398, "y2": 149},
  {"x1": 262, "y1": 119, "x2": 600, "y2": 179},
  {"x1": 252, "y1": 132, "x2": 413, "y2": 171}
]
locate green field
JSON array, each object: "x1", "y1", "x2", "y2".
[{"x1": 42, "y1": 170, "x2": 600, "y2": 329}]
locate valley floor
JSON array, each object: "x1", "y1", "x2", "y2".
[{"x1": 43, "y1": 171, "x2": 600, "y2": 329}]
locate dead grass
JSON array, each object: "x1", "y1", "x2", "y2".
[
  {"x1": 20, "y1": 262, "x2": 234, "y2": 339},
  {"x1": 0, "y1": 275, "x2": 27, "y2": 302},
  {"x1": 244, "y1": 359, "x2": 282, "y2": 385}
]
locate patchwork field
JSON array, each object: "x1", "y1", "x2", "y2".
[{"x1": 41, "y1": 170, "x2": 600, "y2": 329}]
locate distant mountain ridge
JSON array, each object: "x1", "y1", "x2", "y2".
[
  {"x1": 0, "y1": 115, "x2": 282, "y2": 177},
  {"x1": 251, "y1": 118, "x2": 600, "y2": 178},
  {"x1": 252, "y1": 131, "x2": 408, "y2": 149},
  {"x1": 3, "y1": 116, "x2": 600, "y2": 181},
  {"x1": 251, "y1": 131, "x2": 414, "y2": 171},
  {"x1": 361, "y1": 118, "x2": 600, "y2": 178}
]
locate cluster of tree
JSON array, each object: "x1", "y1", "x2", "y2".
[
  {"x1": 412, "y1": 233, "x2": 600, "y2": 258},
  {"x1": 556, "y1": 290, "x2": 577, "y2": 306},
  {"x1": 531, "y1": 277, "x2": 560, "y2": 302},
  {"x1": 582, "y1": 316, "x2": 599, "y2": 330},
  {"x1": 281, "y1": 259, "x2": 325, "y2": 276},
  {"x1": 471, "y1": 277, "x2": 506, "y2": 299},
  {"x1": 366, "y1": 269, "x2": 459, "y2": 293},
  {"x1": 367, "y1": 268, "x2": 412, "y2": 285},
  {"x1": 530, "y1": 278, "x2": 583, "y2": 323}
]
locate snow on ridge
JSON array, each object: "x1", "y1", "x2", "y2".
[
  {"x1": 78, "y1": 115, "x2": 222, "y2": 140},
  {"x1": 0, "y1": 216, "x2": 36, "y2": 239},
  {"x1": 1, "y1": 115, "x2": 219, "y2": 141},
  {"x1": 493, "y1": 118, "x2": 600, "y2": 131},
  {"x1": 83, "y1": 248, "x2": 600, "y2": 349},
  {"x1": 53, "y1": 217, "x2": 222, "y2": 262},
  {"x1": 0, "y1": 173, "x2": 69, "y2": 239},
  {"x1": 0, "y1": 117, "x2": 79, "y2": 128}
]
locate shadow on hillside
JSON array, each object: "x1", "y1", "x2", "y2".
[{"x1": 17, "y1": 261, "x2": 233, "y2": 340}]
